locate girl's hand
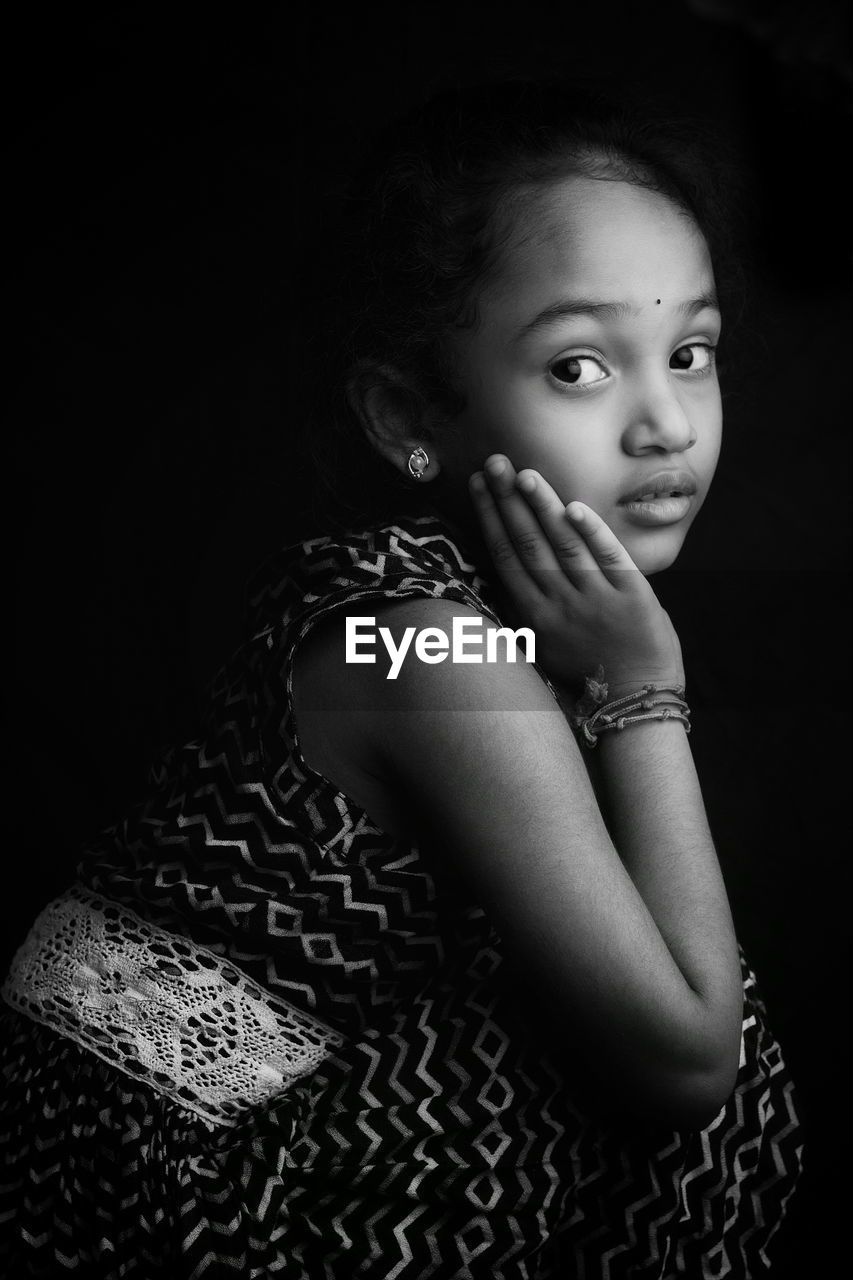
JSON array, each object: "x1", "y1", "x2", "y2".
[{"x1": 469, "y1": 455, "x2": 684, "y2": 693}]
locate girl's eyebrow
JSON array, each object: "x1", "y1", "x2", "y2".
[{"x1": 515, "y1": 291, "x2": 720, "y2": 341}]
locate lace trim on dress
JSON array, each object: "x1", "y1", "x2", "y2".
[{"x1": 1, "y1": 884, "x2": 346, "y2": 1126}]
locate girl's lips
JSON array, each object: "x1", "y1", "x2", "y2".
[
  {"x1": 621, "y1": 494, "x2": 694, "y2": 526},
  {"x1": 618, "y1": 469, "x2": 697, "y2": 504}
]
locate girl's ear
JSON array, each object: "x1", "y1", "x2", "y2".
[{"x1": 346, "y1": 361, "x2": 442, "y2": 482}]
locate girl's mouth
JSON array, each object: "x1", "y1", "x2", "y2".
[
  {"x1": 620, "y1": 493, "x2": 693, "y2": 526},
  {"x1": 618, "y1": 470, "x2": 697, "y2": 525}
]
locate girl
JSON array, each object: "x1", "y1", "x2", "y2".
[{"x1": 1, "y1": 80, "x2": 802, "y2": 1277}]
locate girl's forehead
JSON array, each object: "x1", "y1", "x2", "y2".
[{"x1": 489, "y1": 176, "x2": 713, "y2": 306}]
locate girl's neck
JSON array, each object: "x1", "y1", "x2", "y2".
[
  {"x1": 416, "y1": 475, "x2": 492, "y2": 571},
  {"x1": 414, "y1": 478, "x2": 525, "y2": 626}
]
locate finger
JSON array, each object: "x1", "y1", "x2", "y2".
[
  {"x1": 564, "y1": 502, "x2": 642, "y2": 585},
  {"x1": 513, "y1": 469, "x2": 602, "y2": 586},
  {"x1": 468, "y1": 470, "x2": 547, "y2": 614},
  {"x1": 481, "y1": 456, "x2": 571, "y2": 591}
]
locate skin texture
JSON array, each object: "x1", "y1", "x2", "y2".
[{"x1": 293, "y1": 175, "x2": 743, "y2": 1127}]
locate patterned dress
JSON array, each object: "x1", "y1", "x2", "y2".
[{"x1": 0, "y1": 512, "x2": 802, "y2": 1279}]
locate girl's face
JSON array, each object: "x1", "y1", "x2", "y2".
[{"x1": 436, "y1": 176, "x2": 723, "y2": 575}]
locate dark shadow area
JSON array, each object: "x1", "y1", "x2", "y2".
[{"x1": 9, "y1": 3, "x2": 851, "y2": 1273}]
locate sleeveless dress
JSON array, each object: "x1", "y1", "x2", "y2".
[{"x1": 0, "y1": 512, "x2": 803, "y2": 1279}]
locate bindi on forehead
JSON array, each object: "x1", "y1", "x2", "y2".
[{"x1": 511, "y1": 289, "x2": 719, "y2": 344}]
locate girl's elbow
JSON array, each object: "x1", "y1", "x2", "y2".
[
  {"x1": 663, "y1": 1069, "x2": 738, "y2": 1129},
  {"x1": 650, "y1": 1044, "x2": 742, "y2": 1130},
  {"x1": 600, "y1": 1063, "x2": 737, "y2": 1131},
  {"x1": 661, "y1": 996, "x2": 743, "y2": 1128},
  {"x1": 572, "y1": 1055, "x2": 739, "y2": 1131},
  {"x1": 599, "y1": 1029, "x2": 743, "y2": 1131}
]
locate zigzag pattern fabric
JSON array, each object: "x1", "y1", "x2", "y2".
[{"x1": 0, "y1": 514, "x2": 803, "y2": 1278}]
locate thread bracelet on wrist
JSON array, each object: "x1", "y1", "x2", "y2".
[{"x1": 570, "y1": 666, "x2": 691, "y2": 748}]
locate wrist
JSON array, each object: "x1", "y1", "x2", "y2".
[
  {"x1": 605, "y1": 675, "x2": 686, "y2": 699},
  {"x1": 570, "y1": 669, "x2": 690, "y2": 750}
]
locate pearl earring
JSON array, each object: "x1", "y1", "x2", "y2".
[{"x1": 407, "y1": 447, "x2": 429, "y2": 481}]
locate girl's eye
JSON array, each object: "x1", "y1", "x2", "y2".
[
  {"x1": 670, "y1": 343, "x2": 715, "y2": 374},
  {"x1": 548, "y1": 355, "x2": 608, "y2": 388}
]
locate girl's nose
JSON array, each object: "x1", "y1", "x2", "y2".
[{"x1": 621, "y1": 389, "x2": 696, "y2": 456}]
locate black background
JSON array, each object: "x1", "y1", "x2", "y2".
[{"x1": 9, "y1": 2, "x2": 852, "y2": 1273}]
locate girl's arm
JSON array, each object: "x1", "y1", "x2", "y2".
[
  {"x1": 463, "y1": 459, "x2": 742, "y2": 1122},
  {"x1": 295, "y1": 595, "x2": 742, "y2": 1131}
]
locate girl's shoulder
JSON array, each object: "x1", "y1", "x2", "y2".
[
  {"x1": 274, "y1": 513, "x2": 565, "y2": 844},
  {"x1": 242, "y1": 512, "x2": 507, "y2": 842}
]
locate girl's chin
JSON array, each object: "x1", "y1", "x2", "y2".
[{"x1": 621, "y1": 527, "x2": 688, "y2": 576}]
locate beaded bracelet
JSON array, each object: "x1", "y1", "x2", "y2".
[{"x1": 570, "y1": 666, "x2": 691, "y2": 748}]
